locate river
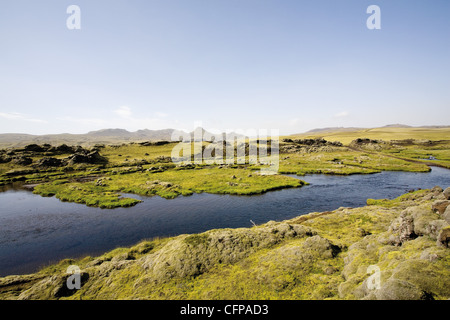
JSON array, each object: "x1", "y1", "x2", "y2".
[{"x1": 0, "y1": 167, "x2": 449, "y2": 276}]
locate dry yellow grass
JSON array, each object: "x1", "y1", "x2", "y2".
[{"x1": 285, "y1": 127, "x2": 450, "y2": 145}]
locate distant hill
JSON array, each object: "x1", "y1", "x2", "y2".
[
  {"x1": 305, "y1": 127, "x2": 365, "y2": 134},
  {"x1": 304, "y1": 124, "x2": 449, "y2": 135},
  {"x1": 1, "y1": 124, "x2": 449, "y2": 148},
  {"x1": 288, "y1": 125, "x2": 450, "y2": 145},
  {"x1": 381, "y1": 124, "x2": 412, "y2": 128},
  {"x1": 0, "y1": 128, "x2": 247, "y2": 148},
  {"x1": 0, "y1": 129, "x2": 179, "y2": 148}
]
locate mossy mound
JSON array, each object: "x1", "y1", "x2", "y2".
[{"x1": 0, "y1": 187, "x2": 449, "y2": 300}]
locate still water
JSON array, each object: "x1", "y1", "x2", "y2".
[{"x1": 1, "y1": 167, "x2": 449, "y2": 276}]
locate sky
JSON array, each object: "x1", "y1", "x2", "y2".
[{"x1": 0, "y1": 0, "x2": 449, "y2": 135}]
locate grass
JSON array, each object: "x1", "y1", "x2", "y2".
[
  {"x1": 366, "y1": 189, "x2": 432, "y2": 207},
  {"x1": 278, "y1": 150, "x2": 430, "y2": 176},
  {"x1": 3, "y1": 187, "x2": 448, "y2": 300},
  {"x1": 32, "y1": 167, "x2": 305, "y2": 208},
  {"x1": 286, "y1": 127, "x2": 450, "y2": 145},
  {"x1": 1, "y1": 127, "x2": 449, "y2": 208},
  {"x1": 33, "y1": 180, "x2": 142, "y2": 208}
]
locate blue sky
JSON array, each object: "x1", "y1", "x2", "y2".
[{"x1": 0, "y1": 0, "x2": 449, "y2": 135}]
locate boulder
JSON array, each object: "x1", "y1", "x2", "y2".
[
  {"x1": 431, "y1": 186, "x2": 443, "y2": 193},
  {"x1": 12, "y1": 156, "x2": 32, "y2": 166},
  {"x1": 375, "y1": 279, "x2": 424, "y2": 300},
  {"x1": 388, "y1": 211, "x2": 417, "y2": 246},
  {"x1": 443, "y1": 206, "x2": 450, "y2": 224},
  {"x1": 301, "y1": 235, "x2": 341, "y2": 259},
  {"x1": 52, "y1": 272, "x2": 90, "y2": 298},
  {"x1": 48, "y1": 144, "x2": 76, "y2": 154},
  {"x1": 0, "y1": 154, "x2": 12, "y2": 163},
  {"x1": 66, "y1": 150, "x2": 107, "y2": 165},
  {"x1": 437, "y1": 226, "x2": 450, "y2": 248},
  {"x1": 431, "y1": 200, "x2": 450, "y2": 215},
  {"x1": 35, "y1": 157, "x2": 63, "y2": 167},
  {"x1": 23, "y1": 144, "x2": 46, "y2": 152},
  {"x1": 443, "y1": 187, "x2": 450, "y2": 200}
]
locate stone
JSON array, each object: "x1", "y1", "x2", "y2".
[
  {"x1": 443, "y1": 187, "x2": 450, "y2": 200},
  {"x1": 35, "y1": 157, "x2": 63, "y2": 167},
  {"x1": 443, "y1": 206, "x2": 450, "y2": 224},
  {"x1": 388, "y1": 211, "x2": 416, "y2": 246},
  {"x1": 302, "y1": 235, "x2": 341, "y2": 259},
  {"x1": 12, "y1": 156, "x2": 32, "y2": 166},
  {"x1": 437, "y1": 226, "x2": 450, "y2": 248},
  {"x1": 375, "y1": 279, "x2": 424, "y2": 300},
  {"x1": 431, "y1": 200, "x2": 450, "y2": 215},
  {"x1": 0, "y1": 154, "x2": 12, "y2": 163}
]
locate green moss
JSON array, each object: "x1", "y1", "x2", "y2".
[
  {"x1": 367, "y1": 189, "x2": 431, "y2": 207},
  {"x1": 33, "y1": 181, "x2": 142, "y2": 208},
  {"x1": 1, "y1": 188, "x2": 449, "y2": 300}
]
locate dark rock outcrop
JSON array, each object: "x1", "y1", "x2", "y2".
[
  {"x1": 65, "y1": 150, "x2": 108, "y2": 166},
  {"x1": 12, "y1": 156, "x2": 32, "y2": 166},
  {"x1": 35, "y1": 157, "x2": 64, "y2": 167}
]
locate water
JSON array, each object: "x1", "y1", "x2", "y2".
[{"x1": 1, "y1": 167, "x2": 450, "y2": 276}]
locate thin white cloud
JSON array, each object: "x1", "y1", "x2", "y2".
[
  {"x1": 114, "y1": 106, "x2": 132, "y2": 118},
  {"x1": 0, "y1": 112, "x2": 47, "y2": 123},
  {"x1": 334, "y1": 111, "x2": 349, "y2": 118}
]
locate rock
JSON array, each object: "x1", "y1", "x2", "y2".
[
  {"x1": 443, "y1": 206, "x2": 450, "y2": 224},
  {"x1": 431, "y1": 200, "x2": 450, "y2": 215},
  {"x1": 155, "y1": 156, "x2": 172, "y2": 163},
  {"x1": 425, "y1": 220, "x2": 448, "y2": 240},
  {"x1": 0, "y1": 274, "x2": 44, "y2": 298},
  {"x1": 139, "y1": 223, "x2": 314, "y2": 284},
  {"x1": 52, "y1": 272, "x2": 89, "y2": 298},
  {"x1": 17, "y1": 271, "x2": 89, "y2": 300},
  {"x1": 431, "y1": 186, "x2": 443, "y2": 193},
  {"x1": 419, "y1": 249, "x2": 439, "y2": 262},
  {"x1": 48, "y1": 144, "x2": 76, "y2": 154},
  {"x1": 23, "y1": 144, "x2": 46, "y2": 152},
  {"x1": 375, "y1": 279, "x2": 424, "y2": 300},
  {"x1": 176, "y1": 163, "x2": 195, "y2": 169},
  {"x1": 12, "y1": 156, "x2": 32, "y2": 166},
  {"x1": 0, "y1": 154, "x2": 12, "y2": 163},
  {"x1": 388, "y1": 211, "x2": 417, "y2": 246},
  {"x1": 95, "y1": 177, "x2": 110, "y2": 187},
  {"x1": 302, "y1": 235, "x2": 341, "y2": 259},
  {"x1": 408, "y1": 206, "x2": 442, "y2": 238},
  {"x1": 159, "y1": 181, "x2": 172, "y2": 188},
  {"x1": 111, "y1": 252, "x2": 135, "y2": 262},
  {"x1": 66, "y1": 150, "x2": 108, "y2": 165},
  {"x1": 443, "y1": 187, "x2": 450, "y2": 200},
  {"x1": 357, "y1": 228, "x2": 371, "y2": 237},
  {"x1": 35, "y1": 157, "x2": 63, "y2": 167},
  {"x1": 437, "y1": 226, "x2": 450, "y2": 248},
  {"x1": 85, "y1": 259, "x2": 104, "y2": 268}
]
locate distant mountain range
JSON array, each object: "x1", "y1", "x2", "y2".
[
  {"x1": 303, "y1": 124, "x2": 450, "y2": 134},
  {"x1": 0, "y1": 124, "x2": 449, "y2": 148},
  {"x1": 0, "y1": 128, "x2": 246, "y2": 148}
]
